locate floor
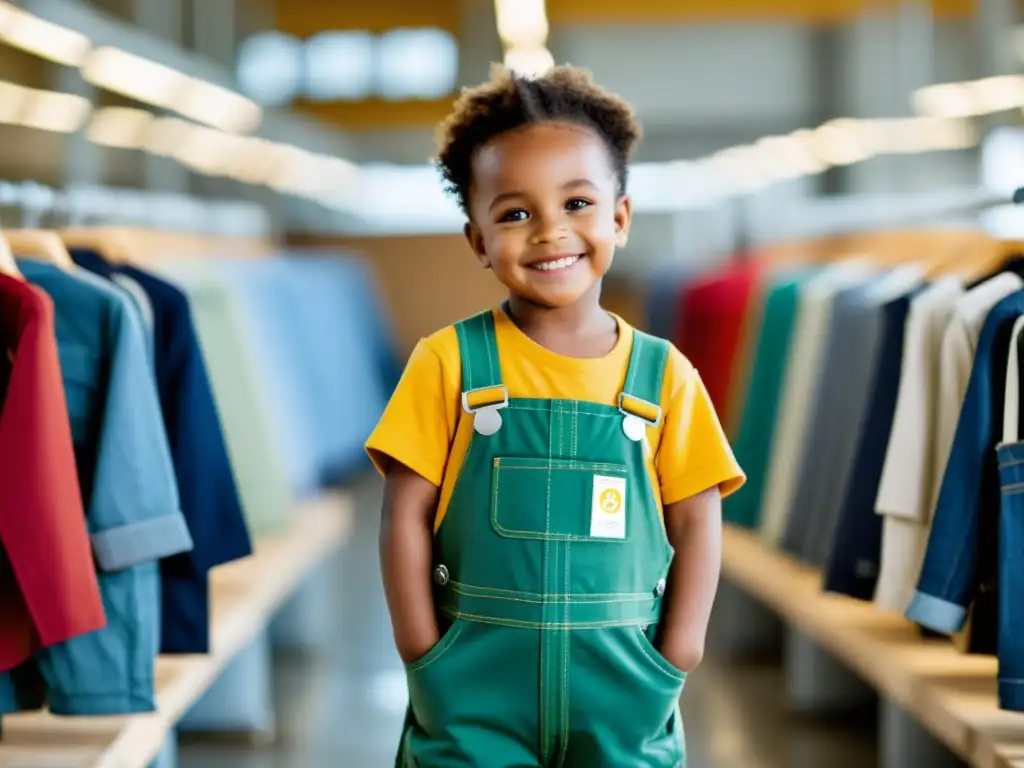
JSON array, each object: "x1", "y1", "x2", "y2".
[{"x1": 178, "y1": 474, "x2": 881, "y2": 767}]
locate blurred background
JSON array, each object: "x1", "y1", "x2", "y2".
[{"x1": 1, "y1": 1, "x2": 1022, "y2": 767}]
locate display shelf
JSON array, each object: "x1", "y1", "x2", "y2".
[
  {"x1": 0, "y1": 492, "x2": 353, "y2": 768},
  {"x1": 720, "y1": 524, "x2": 1024, "y2": 768}
]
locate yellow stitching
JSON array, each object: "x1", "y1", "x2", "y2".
[
  {"x1": 634, "y1": 626, "x2": 687, "y2": 683},
  {"x1": 447, "y1": 585, "x2": 652, "y2": 605},
  {"x1": 405, "y1": 621, "x2": 467, "y2": 673},
  {"x1": 446, "y1": 580, "x2": 652, "y2": 600},
  {"x1": 442, "y1": 610, "x2": 648, "y2": 629}
]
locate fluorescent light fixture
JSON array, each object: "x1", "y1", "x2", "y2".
[
  {"x1": 86, "y1": 106, "x2": 154, "y2": 148},
  {"x1": 83, "y1": 46, "x2": 186, "y2": 110},
  {"x1": 0, "y1": 80, "x2": 28, "y2": 123},
  {"x1": 0, "y1": 1, "x2": 91, "y2": 66},
  {"x1": 83, "y1": 46, "x2": 261, "y2": 134},
  {"x1": 18, "y1": 87, "x2": 91, "y2": 133},
  {"x1": 143, "y1": 116, "x2": 195, "y2": 157},
  {"x1": 494, "y1": 0, "x2": 549, "y2": 48},
  {"x1": 504, "y1": 47, "x2": 554, "y2": 77}
]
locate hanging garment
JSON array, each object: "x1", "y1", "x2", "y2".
[
  {"x1": 823, "y1": 287, "x2": 918, "y2": 599},
  {"x1": 209, "y1": 261, "x2": 323, "y2": 498},
  {"x1": 907, "y1": 290, "x2": 1024, "y2": 649},
  {"x1": 17, "y1": 260, "x2": 191, "y2": 714},
  {"x1": 155, "y1": 264, "x2": 293, "y2": 538},
  {"x1": 674, "y1": 262, "x2": 761, "y2": 420},
  {"x1": 366, "y1": 307, "x2": 744, "y2": 766},
  {"x1": 722, "y1": 270, "x2": 774, "y2": 440},
  {"x1": 873, "y1": 278, "x2": 964, "y2": 611},
  {"x1": 72, "y1": 251, "x2": 253, "y2": 655},
  {"x1": 877, "y1": 274, "x2": 1021, "y2": 614},
  {"x1": 783, "y1": 266, "x2": 924, "y2": 566},
  {"x1": 0, "y1": 275, "x2": 105, "y2": 672},
  {"x1": 994, "y1": 313, "x2": 1024, "y2": 710},
  {"x1": 281, "y1": 257, "x2": 398, "y2": 482},
  {"x1": 724, "y1": 268, "x2": 815, "y2": 529},
  {"x1": 759, "y1": 260, "x2": 875, "y2": 547},
  {"x1": 644, "y1": 264, "x2": 698, "y2": 341}
]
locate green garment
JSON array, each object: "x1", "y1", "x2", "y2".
[
  {"x1": 399, "y1": 311, "x2": 686, "y2": 767},
  {"x1": 155, "y1": 262, "x2": 292, "y2": 538},
  {"x1": 724, "y1": 268, "x2": 817, "y2": 529}
]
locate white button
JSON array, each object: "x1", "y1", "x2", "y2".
[
  {"x1": 474, "y1": 407, "x2": 502, "y2": 436},
  {"x1": 622, "y1": 414, "x2": 646, "y2": 442}
]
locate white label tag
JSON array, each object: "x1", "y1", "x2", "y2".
[{"x1": 591, "y1": 475, "x2": 627, "y2": 539}]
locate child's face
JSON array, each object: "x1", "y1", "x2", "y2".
[{"x1": 464, "y1": 122, "x2": 631, "y2": 309}]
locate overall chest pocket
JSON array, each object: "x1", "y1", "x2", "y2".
[{"x1": 490, "y1": 457, "x2": 631, "y2": 542}]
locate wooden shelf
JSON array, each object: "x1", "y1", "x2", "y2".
[
  {"x1": 0, "y1": 492, "x2": 353, "y2": 768},
  {"x1": 720, "y1": 524, "x2": 1024, "y2": 768}
]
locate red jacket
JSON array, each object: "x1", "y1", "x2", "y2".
[{"x1": 0, "y1": 275, "x2": 105, "y2": 670}]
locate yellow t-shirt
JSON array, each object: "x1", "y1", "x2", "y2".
[{"x1": 366, "y1": 307, "x2": 745, "y2": 530}]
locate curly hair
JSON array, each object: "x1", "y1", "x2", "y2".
[{"x1": 435, "y1": 63, "x2": 643, "y2": 215}]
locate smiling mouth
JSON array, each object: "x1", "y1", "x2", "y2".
[{"x1": 530, "y1": 254, "x2": 583, "y2": 272}]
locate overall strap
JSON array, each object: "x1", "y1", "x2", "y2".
[
  {"x1": 619, "y1": 330, "x2": 670, "y2": 427},
  {"x1": 454, "y1": 310, "x2": 508, "y2": 412}
]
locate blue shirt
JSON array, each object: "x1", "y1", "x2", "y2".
[
  {"x1": 14, "y1": 260, "x2": 192, "y2": 714},
  {"x1": 72, "y1": 250, "x2": 252, "y2": 655}
]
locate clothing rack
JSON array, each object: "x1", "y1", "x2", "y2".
[
  {"x1": 640, "y1": 207, "x2": 1024, "y2": 768},
  {"x1": 0, "y1": 180, "x2": 273, "y2": 237}
]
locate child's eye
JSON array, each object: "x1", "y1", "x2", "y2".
[
  {"x1": 566, "y1": 198, "x2": 592, "y2": 211},
  {"x1": 499, "y1": 209, "x2": 528, "y2": 223}
]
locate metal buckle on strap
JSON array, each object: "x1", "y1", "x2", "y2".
[
  {"x1": 618, "y1": 392, "x2": 662, "y2": 428},
  {"x1": 462, "y1": 385, "x2": 509, "y2": 414}
]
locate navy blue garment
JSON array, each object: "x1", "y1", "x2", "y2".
[
  {"x1": 72, "y1": 249, "x2": 253, "y2": 655},
  {"x1": 907, "y1": 291, "x2": 1024, "y2": 654},
  {"x1": 824, "y1": 292, "x2": 915, "y2": 600}
]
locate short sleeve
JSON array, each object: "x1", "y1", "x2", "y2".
[
  {"x1": 657, "y1": 355, "x2": 746, "y2": 506},
  {"x1": 87, "y1": 297, "x2": 193, "y2": 572},
  {"x1": 365, "y1": 337, "x2": 459, "y2": 487}
]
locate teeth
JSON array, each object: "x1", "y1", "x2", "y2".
[{"x1": 534, "y1": 255, "x2": 580, "y2": 271}]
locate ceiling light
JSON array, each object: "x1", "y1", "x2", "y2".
[
  {"x1": 86, "y1": 106, "x2": 154, "y2": 148},
  {"x1": 912, "y1": 82, "x2": 979, "y2": 118},
  {"x1": 376, "y1": 28, "x2": 459, "y2": 101},
  {"x1": 83, "y1": 46, "x2": 187, "y2": 110},
  {"x1": 0, "y1": 1, "x2": 91, "y2": 66},
  {"x1": 504, "y1": 47, "x2": 554, "y2": 78},
  {"x1": 0, "y1": 80, "x2": 28, "y2": 123},
  {"x1": 236, "y1": 31, "x2": 304, "y2": 107},
  {"x1": 494, "y1": 0, "x2": 549, "y2": 48},
  {"x1": 305, "y1": 30, "x2": 375, "y2": 101},
  {"x1": 18, "y1": 88, "x2": 91, "y2": 133}
]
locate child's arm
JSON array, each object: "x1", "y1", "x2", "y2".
[
  {"x1": 380, "y1": 462, "x2": 442, "y2": 664},
  {"x1": 658, "y1": 484, "x2": 723, "y2": 672}
]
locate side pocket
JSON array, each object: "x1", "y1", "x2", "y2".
[
  {"x1": 405, "y1": 620, "x2": 467, "y2": 674},
  {"x1": 634, "y1": 625, "x2": 688, "y2": 684}
]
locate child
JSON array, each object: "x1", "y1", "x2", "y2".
[{"x1": 366, "y1": 64, "x2": 745, "y2": 768}]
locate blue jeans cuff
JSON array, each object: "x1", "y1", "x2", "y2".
[{"x1": 905, "y1": 591, "x2": 967, "y2": 634}]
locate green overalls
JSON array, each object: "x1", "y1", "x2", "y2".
[{"x1": 399, "y1": 310, "x2": 687, "y2": 767}]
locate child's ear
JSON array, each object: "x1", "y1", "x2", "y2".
[
  {"x1": 614, "y1": 195, "x2": 632, "y2": 248},
  {"x1": 464, "y1": 221, "x2": 490, "y2": 268}
]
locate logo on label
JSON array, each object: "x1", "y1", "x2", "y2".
[
  {"x1": 600, "y1": 488, "x2": 623, "y2": 514},
  {"x1": 591, "y1": 475, "x2": 627, "y2": 540}
]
